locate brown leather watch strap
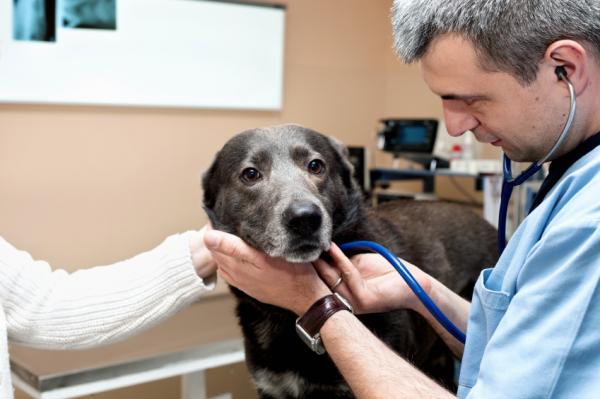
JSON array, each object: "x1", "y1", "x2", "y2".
[{"x1": 297, "y1": 293, "x2": 352, "y2": 336}]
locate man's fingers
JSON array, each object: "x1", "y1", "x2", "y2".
[
  {"x1": 313, "y1": 258, "x2": 340, "y2": 287},
  {"x1": 217, "y1": 268, "x2": 233, "y2": 285},
  {"x1": 217, "y1": 268, "x2": 245, "y2": 294},
  {"x1": 328, "y1": 243, "x2": 366, "y2": 295},
  {"x1": 204, "y1": 229, "x2": 262, "y2": 267}
]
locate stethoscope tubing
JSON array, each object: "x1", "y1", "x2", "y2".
[
  {"x1": 335, "y1": 73, "x2": 577, "y2": 346},
  {"x1": 339, "y1": 240, "x2": 467, "y2": 344},
  {"x1": 498, "y1": 73, "x2": 576, "y2": 253}
]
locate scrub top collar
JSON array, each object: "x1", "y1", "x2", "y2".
[{"x1": 529, "y1": 130, "x2": 600, "y2": 213}]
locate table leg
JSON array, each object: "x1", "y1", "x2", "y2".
[{"x1": 181, "y1": 370, "x2": 206, "y2": 399}]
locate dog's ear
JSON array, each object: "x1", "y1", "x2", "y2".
[
  {"x1": 201, "y1": 151, "x2": 222, "y2": 213},
  {"x1": 326, "y1": 136, "x2": 356, "y2": 190}
]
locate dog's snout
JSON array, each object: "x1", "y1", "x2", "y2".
[{"x1": 284, "y1": 202, "x2": 322, "y2": 236}]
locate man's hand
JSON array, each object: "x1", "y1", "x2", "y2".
[
  {"x1": 313, "y1": 243, "x2": 433, "y2": 314},
  {"x1": 204, "y1": 228, "x2": 331, "y2": 316}
]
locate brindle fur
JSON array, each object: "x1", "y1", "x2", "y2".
[{"x1": 203, "y1": 124, "x2": 497, "y2": 398}]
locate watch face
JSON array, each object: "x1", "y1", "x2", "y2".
[
  {"x1": 295, "y1": 294, "x2": 353, "y2": 355},
  {"x1": 295, "y1": 320, "x2": 326, "y2": 355}
]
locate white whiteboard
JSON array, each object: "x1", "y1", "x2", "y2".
[{"x1": 0, "y1": 0, "x2": 285, "y2": 110}]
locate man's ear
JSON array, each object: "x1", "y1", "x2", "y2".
[{"x1": 544, "y1": 39, "x2": 590, "y2": 96}]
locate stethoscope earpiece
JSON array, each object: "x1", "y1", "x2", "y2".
[{"x1": 555, "y1": 65, "x2": 567, "y2": 80}]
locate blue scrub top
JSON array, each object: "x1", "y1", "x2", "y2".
[{"x1": 458, "y1": 145, "x2": 600, "y2": 398}]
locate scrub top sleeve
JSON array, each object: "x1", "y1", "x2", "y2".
[{"x1": 467, "y1": 222, "x2": 600, "y2": 399}]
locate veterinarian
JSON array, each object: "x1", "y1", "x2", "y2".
[
  {"x1": 0, "y1": 228, "x2": 216, "y2": 398},
  {"x1": 205, "y1": 0, "x2": 600, "y2": 397}
]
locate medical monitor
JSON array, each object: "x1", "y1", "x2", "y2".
[{"x1": 377, "y1": 119, "x2": 438, "y2": 155}]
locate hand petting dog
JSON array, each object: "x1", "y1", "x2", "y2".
[
  {"x1": 204, "y1": 227, "x2": 331, "y2": 316},
  {"x1": 205, "y1": 227, "x2": 433, "y2": 317}
]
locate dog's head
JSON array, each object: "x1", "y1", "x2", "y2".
[{"x1": 202, "y1": 124, "x2": 362, "y2": 263}]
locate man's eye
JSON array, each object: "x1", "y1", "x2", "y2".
[
  {"x1": 241, "y1": 168, "x2": 261, "y2": 182},
  {"x1": 307, "y1": 159, "x2": 325, "y2": 175}
]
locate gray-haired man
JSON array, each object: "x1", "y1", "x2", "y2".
[{"x1": 205, "y1": 1, "x2": 600, "y2": 397}]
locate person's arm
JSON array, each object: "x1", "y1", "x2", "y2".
[
  {"x1": 414, "y1": 277, "x2": 469, "y2": 357},
  {"x1": 321, "y1": 311, "x2": 454, "y2": 399},
  {"x1": 0, "y1": 227, "x2": 216, "y2": 349},
  {"x1": 204, "y1": 229, "x2": 456, "y2": 398},
  {"x1": 314, "y1": 244, "x2": 469, "y2": 357}
]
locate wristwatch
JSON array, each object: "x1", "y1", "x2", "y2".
[{"x1": 295, "y1": 292, "x2": 353, "y2": 355}]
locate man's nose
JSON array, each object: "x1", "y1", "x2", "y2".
[{"x1": 442, "y1": 102, "x2": 479, "y2": 137}]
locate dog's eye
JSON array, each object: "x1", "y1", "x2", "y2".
[
  {"x1": 307, "y1": 159, "x2": 325, "y2": 175},
  {"x1": 241, "y1": 168, "x2": 262, "y2": 183}
]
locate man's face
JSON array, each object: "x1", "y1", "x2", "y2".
[{"x1": 420, "y1": 34, "x2": 567, "y2": 162}]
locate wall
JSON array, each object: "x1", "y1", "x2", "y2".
[
  {"x1": 0, "y1": 0, "x2": 400, "y2": 268},
  {"x1": 1, "y1": 1, "x2": 496, "y2": 398}
]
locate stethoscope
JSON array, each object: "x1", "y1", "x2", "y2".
[
  {"x1": 497, "y1": 66, "x2": 577, "y2": 254},
  {"x1": 339, "y1": 67, "x2": 578, "y2": 345}
]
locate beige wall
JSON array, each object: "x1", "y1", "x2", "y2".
[
  {"x1": 1, "y1": 0, "x2": 405, "y2": 268},
  {"x1": 2, "y1": 1, "x2": 496, "y2": 398}
]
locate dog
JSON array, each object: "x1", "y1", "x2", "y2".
[{"x1": 202, "y1": 124, "x2": 498, "y2": 398}]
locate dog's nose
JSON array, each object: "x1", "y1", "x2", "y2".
[{"x1": 283, "y1": 203, "x2": 322, "y2": 236}]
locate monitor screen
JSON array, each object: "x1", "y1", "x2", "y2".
[{"x1": 378, "y1": 119, "x2": 438, "y2": 154}]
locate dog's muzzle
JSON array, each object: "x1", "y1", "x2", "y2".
[
  {"x1": 278, "y1": 200, "x2": 330, "y2": 262},
  {"x1": 283, "y1": 202, "x2": 323, "y2": 237}
]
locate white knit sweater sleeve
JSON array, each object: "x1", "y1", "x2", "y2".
[{"x1": 0, "y1": 232, "x2": 215, "y2": 349}]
